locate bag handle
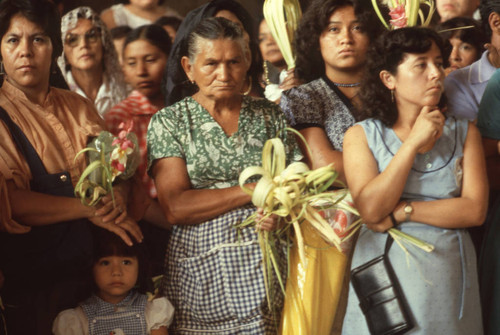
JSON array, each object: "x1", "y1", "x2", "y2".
[{"x1": 384, "y1": 232, "x2": 394, "y2": 256}]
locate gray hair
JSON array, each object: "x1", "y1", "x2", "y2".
[{"x1": 186, "y1": 17, "x2": 249, "y2": 64}]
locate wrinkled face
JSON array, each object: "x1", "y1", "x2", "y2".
[
  {"x1": 258, "y1": 19, "x2": 285, "y2": 68},
  {"x1": 1, "y1": 13, "x2": 53, "y2": 93},
  {"x1": 319, "y1": 6, "x2": 370, "y2": 78},
  {"x1": 448, "y1": 35, "x2": 478, "y2": 71},
  {"x1": 123, "y1": 39, "x2": 167, "y2": 99},
  {"x1": 93, "y1": 255, "x2": 139, "y2": 305},
  {"x1": 63, "y1": 18, "x2": 103, "y2": 72},
  {"x1": 437, "y1": 0, "x2": 479, "y2": 21},
  {"x1": 183, "y1": 38, "x2": 249, "y2": 101},
  {"x1": 387, "y1": 42, "x2": 445, "y2": 109}
]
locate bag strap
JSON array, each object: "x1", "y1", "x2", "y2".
[
  {"x1": 0, "y1": 106, "x2": 48, "y2": 177},
  {"x1": 384, "y1": 233, "x2": 394, "y2": 256}
]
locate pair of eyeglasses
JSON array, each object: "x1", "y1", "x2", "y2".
[{"x1": 65, "y1": 28, "x2": 101, "y2": 47}]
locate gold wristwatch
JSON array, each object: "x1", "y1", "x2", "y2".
[{"x1": 404, "y1": 201, "x2": 413, "y2": 222}]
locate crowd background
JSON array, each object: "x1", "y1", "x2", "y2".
[
  {"x1": 54, "y1": 0, "x2": 287, "y2": 20},
  {"x1": 0, "y1": 0, "x2": 497, "y2": 334}
]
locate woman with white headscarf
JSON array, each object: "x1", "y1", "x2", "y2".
[{"x1": 58, "y1": 6, "x2": 128, "y2": 117}]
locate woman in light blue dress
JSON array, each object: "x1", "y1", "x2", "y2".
[{"x1": 341, "y1": 27, "x2": 487, "y2": 334}]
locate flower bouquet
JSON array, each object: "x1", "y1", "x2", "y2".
[
  {"x1": 74, "y1": 122, "x2": 140, "y2": 208},
  {"x1": 237, "y1": 131, "x2": 361, "y2": 306},
  {"x1": 372, "y1": 0, "x2": 435, "y2": 30}
]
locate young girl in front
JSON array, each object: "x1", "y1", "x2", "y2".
[{"x1": 52, "y1": 228, "x2": 174, "y2": 335}]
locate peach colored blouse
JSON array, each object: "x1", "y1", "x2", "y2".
[{"x1": 0, "y1": 80, "x2": 105, "y2": 233}]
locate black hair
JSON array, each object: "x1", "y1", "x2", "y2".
[
  {"x1": 91, "y1": 228, "x2": 152, "y2": 294},
  {"x1": 123, "y1": 24, "x2": 172, "y2": 58},
  {"x1": 186, "y1": 17, "x2": 247, "y2": 63},
  {"x1": 110, "y1": 25, "x2": 133, "y2": 40},
  {"x1": 294, "y1": 0, "x2": 388, "y2": 82},
  {"x1": 436, "y1": 16, "x2": 486, "y2": 61},
  {"x1": 0, "y1": 0, "x2": 62, "y2": 61},
  {"x1": 359, "y1": 27, "x2": 446, "y2": 127},
  {"x1": 479, "y1": 0, "x2": 500, "y2": 39},
  {"x1": 154, "y1": 15, "x2": 182, "y2": 31}
]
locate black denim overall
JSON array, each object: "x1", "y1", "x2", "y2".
[{"x1": 0, "y1": 107, "x2": 93, "y2": 335}]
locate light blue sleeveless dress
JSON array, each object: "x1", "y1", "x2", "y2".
[{"x1": 342, "y1": 117, "x2": 483, "y2": 334}]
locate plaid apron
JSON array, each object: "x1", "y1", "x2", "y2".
[{"x1": 163, "y1": 205, "x2": 283, "y2": 334}]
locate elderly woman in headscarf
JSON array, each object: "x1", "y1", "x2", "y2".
[
  {"x1": 58, "y1": 6, "x2": 128, "y2": 117},
  {"x1": 163, "y1": 0, "x2": 263, "y2": 106}
]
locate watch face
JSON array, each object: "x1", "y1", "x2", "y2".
[{"x1": 404, "y1": 205, "x2": 413, "y2": 214}]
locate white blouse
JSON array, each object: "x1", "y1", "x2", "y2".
[
  {"x1": 111, "y1": 4, "x2": 181, "y2": 28},
  {"x1": 52, "y1": 297, "x2": 174, "y2": 335}
]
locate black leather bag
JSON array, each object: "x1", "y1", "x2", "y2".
[{"x1": 350, "y1": 234, "x2": 413, "y2": 335}]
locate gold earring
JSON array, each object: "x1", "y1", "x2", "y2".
[{"x1": 391, "y1": 89, "x2": 394, "y2": 102}]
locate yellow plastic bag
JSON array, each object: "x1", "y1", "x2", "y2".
[{"x1": 279, "y1": 219, "x2": 348, "y2": 335}]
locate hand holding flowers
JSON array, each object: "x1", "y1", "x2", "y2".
[{"x1": 75, "y1": 122, "x2": 142, "y2": 245}]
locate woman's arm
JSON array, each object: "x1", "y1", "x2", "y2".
[
  {"x1": 298, "y1": 127, "x2": 346, "y2": 184},
  {"x1": 152, "y1": 157, "x2": 252, "y2": 226},
  {"x1": 100, "y1": 8, "x2": 117, "y2": 29},
  {"x1": 344, "y1": 107, "x2": 445, "y2": 224},
  {"x1": 7, "y1": 181, "x2": 94, "y2": 226},
  {"x1": 7, "y1": 181, "x2": 143, "y2": 245},
  {"x1": 343, "y1": 125, "x2": 418, "y2": 225},
  {"x1": 344, "y1": 122, "x2": 488, "y2": 230},
  {"x1": 391, "y1": 123, "x2": 488, "y2": 228}
]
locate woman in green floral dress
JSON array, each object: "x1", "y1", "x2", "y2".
[{"x1": 147, "y1": 17, "x2": 300, "y2": 334}]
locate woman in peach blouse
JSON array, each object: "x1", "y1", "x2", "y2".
[{"x1": 0, "y1": 1, "x2": 141, "y2": 334}]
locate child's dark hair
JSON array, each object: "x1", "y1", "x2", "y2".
[
  {"x1": 92, "y1": 228, "x2": 152, "y2": 294},
  {"x1": 358, "y1": 27, "x2": 447, "y2": 126},
  {"x1": 123, "y1": 24, "x2": 172, "y2": 58}
]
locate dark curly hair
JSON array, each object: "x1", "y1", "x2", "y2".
[
  {"x1": 294, "y1": 0, "x2": 387, "y2": 82},
  {"x1": 358, "y1": 27, "x2": 446, "y2": 127},
  {"x1": 436, "y1": 16, "x2": 486, "y2": 64}
]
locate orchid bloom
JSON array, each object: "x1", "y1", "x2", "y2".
[
  {"x1": 389, "y1": 4, "x2": 407, "y2": 29},
  {"x1": 110, "y1": 122, "x2": 135, "y2": 179}
]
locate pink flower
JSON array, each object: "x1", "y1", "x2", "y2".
[
  {"x1": 333, "y1": 210, "x2": 349, "y2": 238},
  {"x1": 110, "y1": 159, "x2": 125, "y2": 180},
  {"x1": 389, "y1": 4, "x2": 407, "y2": 29}
]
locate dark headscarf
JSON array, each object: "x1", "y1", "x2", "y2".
[{"x1": 162, "y1": 0, "x2": 261, "y2": 106}]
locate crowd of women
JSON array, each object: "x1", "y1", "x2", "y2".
[{"x1": 0, "y1": 0, "x2": 499, "y2": 334}]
